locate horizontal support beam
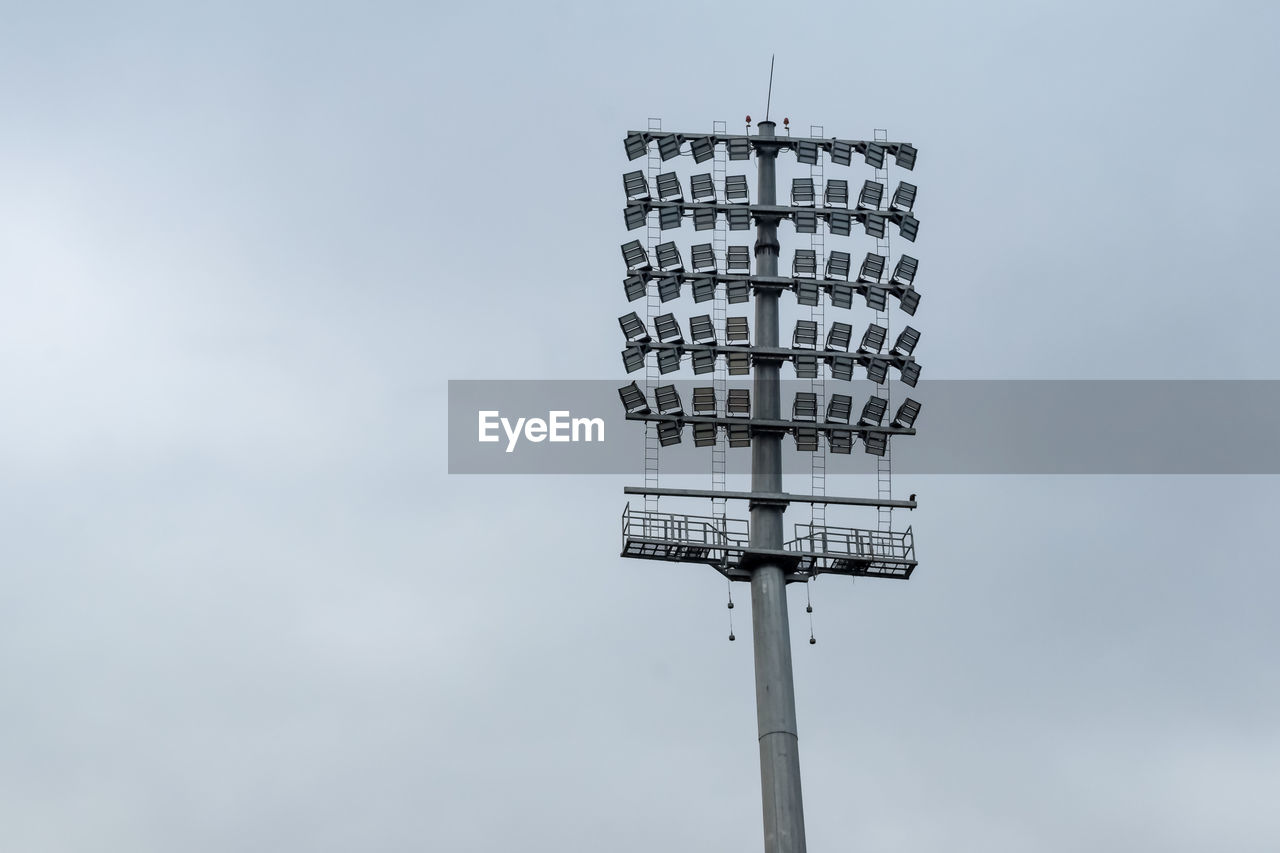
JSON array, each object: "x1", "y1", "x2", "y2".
[
  {"x1": 623, "y1": 486, "x2": 916, "y2": 509},
  {"x1": 624, "y1": 412, "x2": 916, "y2": 436},
  {"x1": 625, "y1": 130, "x2": 915, "y2": 153},
  {"x1": 631, "y1": 270, "x2": 913, "y2": 294},
  {"x1": 631, "y1": 340, "x2": 915, "y2": 367}
]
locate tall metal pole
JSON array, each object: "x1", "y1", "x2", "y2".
[{"x1": 749, "y1": 119, "x2": 807, "y2": 853}]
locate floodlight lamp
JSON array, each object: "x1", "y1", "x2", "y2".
[
  {"x1": 726, "y1": 388, "x2": 751, "y2": 416},
  {"x1": 796, "y1": 140, "x2": 819, "y2": 165},
  {"x1": 624, "y1": 204, "x2": 648, "y2": 231},
  {"x1": 830, "y1": 139, "x2": 853, "y2": 166},
  {"x1": 689, "y1": 314, "x2": 716, "y2": 344},
  {"x1": 657, "y1": 347, "x2": 682, "y2": 374},
  {"x1": 864, "y1": 213, "x2": 887, "y2": 239},
  {"x1": 860, "y1": 323, "x2": 887, "y2": 353},
  {"x1": 830, "y1": 284, "x2": 854, "y2": 309},
  {"x1": 865, "y1": 287, "x2": 888, "y2": 311},
  {"x1": 692, "y1": 386, "x2": 717, "y2": 415},
  {"x1": 898, "y1": 288, "x2": 920, "y2": 316},
  {"x1": 728, "y1": 424, "x2": 751, "y2": 447},
  {"x1": 892, "y1": 325, "x2": 920, "y2": 357},
  {"x1": 827, "y1": 394, "x2": 853, "y2": 423},
  {"x1": 793, "y1": 249, "x2": 817, "y2": 278},
  {"x1": 654, "y1": 384, "x2": 683, "y2": 415},
  {"x1": 891, "y1": 398, "x2": 921, "y2": 429},
  {"x1": 793, "y1": 392, "x2": 818, "y2": 421},
  {"x1": 619, "y1": 312, "x2": 651, "y2": 343},
  {"x1": 794, "y1": 428, "x2": 819, "y2": 452},
  {"x1": 623, "y1": 274, "x2": 647, "y2": 302},
  {"x1": 725, "y1": 175, "x2": 750, "y2": 203},
  {"x1": 653, "y1": 313, "x2": 684, "y2": 344},
  {"x1": 726, "y1": 246, "x2": 751, "y2": 273},
  {"x1": 655, "y1": 242, "x2": 683, "y2": 271},
  {"x1": 794, "y1": 355, "x2": 818, "y2": 378},
  {"x1": 690, "y1": 243, "x2": 717, "y2": 273},
  {"x1": 727, "y1": 352, "x2": 750, "y2": 374},
  {"x1": 623, "y1": 170, "x2": 650, "y2": 201},
  {"x1": 796, "y1": 280, "x2": 820, "y2": 306},
  {"x1": 824, "y1": 179, "x2": 849, "y2": 207},
  {"x1": 826, "y1": 250, "x2": 851, "y2": 280},
  {"x1": 858, "y1": 252, "x2": 886, "y2": 282},
  {"x1": 857, "y1": 180, "x2": 884, "y2": 210},
  {"x1": 863, "y1": 433, "x2": 887, "y2": 457},
  {"x1": 826, "y1": 322, "x2": 852, "y2": 351},
  {"x1": 866, "y1": 358, "x2": 889, "y2": 384},
  {"x1": 891, "y1": 181, "x2": 917, "y2": 212},
  {"x1": 725, "y1": 316, "x2": 750, "y2": 344},
  {"x1": 655, "y1": 174, "x2": 683, "y2": 202},
  {"x1": 829, "y1": 356, "x2": 855, "y2": 381},
  {"x1": 659, "y1": 206, "x2": 683, "y2": 231},
  {"x1": 893, "y1": 143, "x2": 918, "y2": 170},
  {"x1": 864, "y1": 141, "x2": 886, "y2": 168},
  {"x1": 793, "y1": 210, "x2": 818, "y2": 233},
  {"x1": 727, "y1": 138, "x2": 751, "y2": 160},
  {"x1": 692, "y1": 422, "x2": 717, "y2": 447},
  {"x1": 621, "y1": 240, "x2": 650, "y2": 271},
  {"x1": 690, "y1": 173, "x2": 716, "y2": 202},
  {"x1": 900, "y1": 361, "x2": 922, "y2": 387},
  {"x1": 657, "y1": 275, "x2": 682, "y2": 302},
  {"x1": 828, "y1": 211, "x2": 852, "y2": 236},
  {"x1": 793, "y1": 320, "x2": 818, "y2": 349},
  {"x1": 897, "y1": 213, "x2": 920, "y2": 242},
  {"x1": 892, "y1": 255, "x2": 918, "y2": 286},
  {"x1": 828, "y1": 430, "x2": 853, "y2": 454},
  {"x1": 726, "y1": 281, "x2": 751, "y2": 303},
  {"x1": 691, "y1": 350, "x2": 715, "y2": 374},
  {"x1": 693, "y1": 207, "x2": 716, "y2": 231},
  {"x1": 657, "y1": 133, "x2": 682, "y2": 161},
  {"x1": 618, "y1": 381, "x2": 650, "y2": 414},
  {"x1": 621, "y1": 343, "x2": 648, "y2": 373},
  {"x1": 692, "y1": 278, "x2": 716, "y2": 303},
  {"x1": 658, "y1": 421, "x2": 683, "y2": 446},
  {"x1": 791, "y1": 178, "x2": 815, "y2": 206},
  {"x1": 727, "y1": 209, "x2": 752, "y2": 230},
  {"x1": 859, "y1": 395, "x2": 888, "y2": 426},
  {"x1": 624, "y1": 132, "x2": 648, "y2": 161},
  {"x1": 690, "y1": 136, "x2": 715, "y2": 163}
]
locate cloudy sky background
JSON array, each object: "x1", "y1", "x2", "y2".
[{"x1": 2, "y1": 2, "x2": 1279, "y2": 851}]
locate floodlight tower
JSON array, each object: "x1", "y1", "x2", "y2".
[{"x1": 616, "y1": 119, "x2": 923, "y2": 853}]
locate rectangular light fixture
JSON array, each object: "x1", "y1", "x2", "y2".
[
  {"x1": 898, "y1": 213, "x2": 920, "y2": 242},
  {"x1": 657, "y1": 347, "x2": 682, "y2": 374},
  {"x1": 692, "y1": 386, "x2": 717, "y2": 415},
  {"x1": 624, "y1": 132, "x2": 648, "y2": 161},
  {"x1": 659, "y1": 206, "x2": 682, "y2": 230},
  {"x1": 725, "y1": 175, "x2": 750, "y2": 203},
  {"x1": 826, "y1": 322, "x2": 852, "y2": 351},
  {"x1": 690, "y1": 243, "x2": 717, "y2": 273},
  {"x1": 865, "y1": 286, "x2": 888, "y2": 311},
  {"x1": 893, "y1": 143, "x2": 917, "y2": 170},
  {"x1": 859, "y1": 323, "x2": 887, "y2": 352},
  {"x1": 624, "y1": 274, "x2": 647, "y2": 302},
  {"x1": 793, "y1": 320, "x2": 818, "y2": 349},
  {"x1": 691, "y1": 350, "x2": 715, "y2": 374},
  {"x1": 794, "y1": 428, "x2": 819, "y2": 452},
  {"x1": 727, "y1": 138, "x2": 751, "y2": 160},
  {"x1": 829, "y1": 356, "x2": 856, "y2": 381},
  {"x1": 900, "y1": 361, "x2": 921, "y2": 387},
  {"x1": 623, "y1": 170, "x2": 650, "y2": 200},
  {"x1": 827, "y1": 394, "x2": 852, "y2": 423},
  {"x1": 655, "y1": 242, "x2": 683, "y2": 271},
  {"x1": 826, "y1": 250, "x2": 851, "y2": 280},
  {"x1": 692, "y1": 422, "x2": 717, "y2": 447},
  {"x1": 692, "y1": 277, "x2": 716, "y2": 302},
  {"x1": 793, "y1": 249, "x2": 817, "y2": 277},
  {"x1": 658, "y1": 421, "x2": 683, "y2": 446},
  {"x1": 726, "y1": 246, "x2": 750, "y2": 273},
  {"x1": 793, "y1": 392, "x2": 818, "y2": 420},
  {"x1": 857, "y1": 180, "x2": 884, "y2": 209},
  {"x1": 657, "y1": 275, "x2": 682, "y2": 302},
  {"x1": 828, "y1": 430, "x2": 853, "y2": 454},
  {"x1": 692, "y1": 207, "x2": 716, "y2": 231},
  {"x1": 828, "y1": 211, "x2": 852, "y2": 236},
  {"x1": 794, "y1": 355, "x2": 818, "y2": 378},
  {"x1": 891, "y1": 181, "x2": 917, "y2": 211},
  {"x1": 618, "y1": 381, "x2": 650, "y2": 414},
  {"x1": 795, "y1": 140, "x2": 819, "y2": 164},
  {"x1": 727, "y1": 209, "x2": 752, "y2": 230},
  {"x1": 624, "y1": 204, "x2": 648, "y2": 231},
  {"x1": 863, "y1": 433, "x2": 887, "y2": 456},
  {"x1": 892, "y1": 325, "x2": 920, "y2": 356},
  {"x1": 690, "y1": 136, "x2": 714, "y2": 163},
  {"x1": 621, "y1": 240, "x2": 650, "y2": 270},
  {"x1": 899, "y1": 288, "x2": 920, "y2": 316},
  {"x1": 654, "y1": 384, "x2": 683, "y2": 415},
  {"x1": 656, "y1": 172, "x2": 682, "y2": 201},
  {"x1": 618, "y1": 311, "x2": 651, "y2": 342},
  {"x1": 891, "y1": 398, "x2": 921, "y2": 429},
  {"x1": 795, "y1": 280, "x2": 820, "y2": 306},
  {"x1": 726, "y1": 388, "x2": 751, "y2": 416},
  {"x1": 728, "y1": 424, "x2": 751, "y2": 447},
  {"x1": 858, "y1": 252, "x2": 886, "y2": 282},
  {"x1": 622, "y1": 346, "x2": 645, "y2": 373},
  {"x1": 725, "y1": 316, "x2": 750, "y2": 343},
  {"x1": 892, "y1": 255, "x2": 918, "y2": 286},
  {"x1": 791, "y1": 178, "x2": 815, "y2": 206},
  {"x1": 653, "y1": 313, "x2": 684, "y2": 343},
  {"x1": 830, "y1": 284, "x2": 854, "y2": 309},
  {"x1": 690, "y1": 173, "x2": 716, "y2": 202},
  {"x1": 859, "y1": 396, "x2": 888, "y2": 426},
  {"x1": 657, "y1": 134, "x2": 682, "y2": 161},
  {"x1": 824, "y1": 179, "x2": 848, "y2": 207},
  {"x1": 793, "y1": 210, "x2": 818, "y2": 233},
  {"x1": 831, "y1": 139, "x2": 853, "y2": 166},
  {"x1": 689, "y1": 314, "x2": 716, "y2": 344}
]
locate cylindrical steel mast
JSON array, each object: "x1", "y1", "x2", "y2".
[{"x1": 749, "y1": 119, "x2": 807, "y2": 853}]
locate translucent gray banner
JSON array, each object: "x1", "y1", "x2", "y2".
[{"x1": 448, "y1": 380, "x2": 1280, "y2": 474}]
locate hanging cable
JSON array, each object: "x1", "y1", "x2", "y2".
[
  {"x1": 727, "y1": 578, "x2": 736, "y2": 641},
  {"x1": 806, "y1": 578, "x2": 816, "y2": 644}
]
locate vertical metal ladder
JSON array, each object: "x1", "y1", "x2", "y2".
[
  {"x1": 809, "y1": 124, "x2": 826, "y2": 530},
  {"x1": 711, "y1": 120, "x2": 728, "y2": 524},
  {"x1": 873, "y1": 128, "x2": 893, "y2": 534},
  {"x1": 645, "y1": 117, "x2": 662, "y2": 512}
]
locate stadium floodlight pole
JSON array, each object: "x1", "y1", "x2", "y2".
[
  {"x1": 747, "y1": 119, "x2": 807, "y2": 853},
  {"x1": 616, "y1": 119, "x2": 922, "y2": 853}
]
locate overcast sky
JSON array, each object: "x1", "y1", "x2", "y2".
[{"x1": 2, "y1": 2, "x2": 1279, "y2": 851}]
